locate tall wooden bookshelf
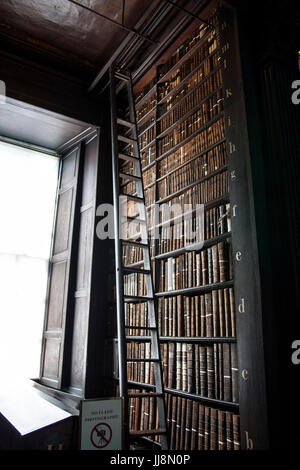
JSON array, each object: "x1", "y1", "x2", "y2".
[{"x1": 121, "y1": 1, "x2": 269, "y2": 450}]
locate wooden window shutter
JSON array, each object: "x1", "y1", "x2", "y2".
[{"x1": 40, "y1": 143, "x2": 82, "y2": 389}]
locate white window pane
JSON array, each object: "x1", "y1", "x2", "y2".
[{"x1": 0, "y1": 141, "x2": 59, "y2": 382}]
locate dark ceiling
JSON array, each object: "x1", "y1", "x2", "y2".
[
  {"x1": 0, "y1": 0, "x2": 167, "y2": 84},
  {"x1": 0, "y1": 0, "x2": 154, "y2": 64}
]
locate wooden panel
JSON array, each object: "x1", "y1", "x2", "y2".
[
  {"x1": 53, "y1": 188, "x2": 74, "y2": 255},
  {"x1": 43, "y1": 339, "x2": 61, "y2": 380},
  {"x1": 69, "y1": 297, "x2": 88, "y2": 394},
  {"x1": 63, "y1": 132, "x2": 100, "y2": 396},
  {"x1": 81, "y1": 135, "x2": 98, "y2": 207},
  {"x1": 76, "y1": 206, "x2": 94, "y2": 292},
  {"x1": 220, "y1": 4, "x2": 269, "y2": 449},
  {"x1": 40, "y1": 145, "x2": 81, "y2": 389},
  {"x1": 61, "y1": 149, "x2": 77, "y2": 186},
  {"x1": 46, "y1": 261, "x2": 67, "y2": 330}
]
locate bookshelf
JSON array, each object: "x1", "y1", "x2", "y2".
[{"x1": 120, "y1": 1, "x2": 269, "y2": 450}]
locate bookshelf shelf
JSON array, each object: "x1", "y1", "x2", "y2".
[
  {"x1": 138, "y1": 121, "x2": 156, "y2": 140},
  {"x1": 156, "y1": 86, "x2": 224, "y2": 140},
  {"x1": 157, "y1": 28, "x2": 212, "y2": 84},
  {"x1": 140, "y1": 138, "x2": 157, "y2": 153},
  {"x1": 126, "y1": 336, "x2": 236, "y2": 343},
  {"x1": 137, "y1": 106, "x2": 157, "y2": 126},
  {"x1": 135, "y1": 84, "x2": 156, "y2": 108},
  {"x1": 156, "y1": 280, "x2": 234, "y2": 297},
  {"x1": 126, "y1": 380, "x2": 239, "y2": 410},
  {"x1": 156, "y1": 111, "x2": 225, "y2": 162},
  {"x1": 121, "y1": 5, "x2": 262, "y2": 451},
  {"x1": 155, "y1": 232, "x2": 231, "y2": 259},
  {"x1": 164, "y1": 388, "x2": 239, "y2": 410},
  {"x1": 142, "y1": 160, "x2": 156, "y2": 172},
  {"x1": 157, "y1": 47, "x2": 221, "y2": 106},
  {"x1": 156, "y1": 164, "x2": 228, "y2": 205},
  {"x1": 157, "y1": 64, "x2": 223, "y2": 121},
  {"x1": 156, "y1": 137, "x2": 226, "y2": 181},
  {"x1": 147, "y1": 194, "x2": 230, "y2": 230}
]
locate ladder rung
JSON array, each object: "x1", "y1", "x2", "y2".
[
  {"x1": 118, "y1": 153, "x2": 139, "y2": 163},
  {"x1": 122, "y1": 240, "x2": 148, "y2": 248},
  {"x1": 118, "y1": 135, "x2": 137, "y2": 145},
  {"x1": 125, "y1": 325, "x2": 155, "y2": 330},
  {"x1": 115, "y1": 71, "x2": 130, "y2": 81},
  {"x1": 119, "y1": 172, "x2": 141, "y2": 182},
  {"x1": 121, "y1": 194, "x2": 144, "y2": 203},
  {"x1": 126, "y1": 336, "x2": 152, "y2": 341},
  {"x1": 127, "y1": 358, "x2": 159, "y2": 362},
  {"x1": 129, "y1": 429, "x2": 167, "y2": 437},
  {"x1": 124, "y1": 295, "x2": 153, "y2": 302},
  {"x1": 124, "y1": 233, "x2": 143, "y2": 242},
  {"x1": 122, "y1": 216, "x2": 146, "y2": 224},
  {"x1": 128, "y1": 392, "x2": 163, "y2": 398},
  {"x1": 123, "y1": 267, "x2": 151, "y2": 274},
  {"x1": 117, "y1": 118, "x2": 135, "y2": 128}
]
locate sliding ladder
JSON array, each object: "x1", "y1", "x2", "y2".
[{"x1": 109, "y1": 64, "x2": 168, "y2": 450}]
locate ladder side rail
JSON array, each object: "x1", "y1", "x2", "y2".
[{"x1": 109, "y1": 63, "x2": 129, "y2": 449}]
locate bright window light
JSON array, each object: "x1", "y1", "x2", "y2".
[{"x1": 0, "y1": 141, "x2": 59, "y2": 384}]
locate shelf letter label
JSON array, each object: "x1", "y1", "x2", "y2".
[
  {"x1": 231, "y1": 170, "x2": 236, "y2": 181},
  {"x1": 291, "y1": 340, "x2": 300, "y2": 365},
  {"x1": 235, "y1": 251, "x2": 242, "y2": 261},
  {"x1": 229, "y1": 142, "x2": 236, "y2": 154},
  {"x1": 238, "y1": 298, "x2": 245, "y2": 313},
  {"x1": 232, "y1": 204, "x2": 237, "y2": 217},
  {"x1": 245, "y1": 431, "x2": 254, "y2": 450},
  {"x1": 225, "y1": 88, "x2": 232, "y2": 98},
  {"x1": 241, "y1": 369, "x2": 248, "y2": 381},
  {"x1": 291, "y1": 80, "x2": 300, "y2": 105}
]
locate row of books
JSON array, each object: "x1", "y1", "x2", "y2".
[
  {"x1": 125, "y1": 302, "x2": 149, "y2": 336},
  {"x1": 166, "y1": 395, "x2": 240, "y2": 450},
  {"x1": 158, "y1": 240, "x2": 232, "y2": 292},
  {"x1": 158, "y1": 79, "x2": 223, "y2": 134},
  {"x1": 157, "y1": 32, "x2": 218, "y2": 91},
  {"x1": 157, "y1": 142, "x2": 227, "y2": 200},
  {"x1": 157, "y1": 203, "x2": 231, "y2": 254},
  {"x1": 124, "y1": 273, "x2": 147, "y2": 297},
  {"x1": 161, "y1": 342, "x2": 238, "y2": 402},
  {"x1": 158, "y1": 170, "x2": 229, "y2": 223},
  {"x1": 139, "y1": 123, "x2": 156, "y2": 151},
  {"x1": 138, "y1": 115, "x2": 156, "y2": 137},
  {"x1": 157, "y1": 20, "x2": 210, "y2": 80},
  {"x1": 158, "y1": 62, "x2": 222, "y2": 116},
  {"x1": 157, "y1": 89, "x2": 224, "y2": 155},
  {"x1": 136, "y1": 95, "x2": 156, "y2": 123},
  {"x1": 145, "y1": 185, "x2": 156, "y2": 206},
  {"x1": 143, "y1": 166, "x2": 156, "y2": 187},
  {"x1": 122, "y1": 244, "x2": 143, "y2": 266},
  {"x1": 157, "y1": 139, "x2": 226, "y2": 180},
  {"x1": 128, "y1": 390, "x2": 159, "y2": 435},
  {"x1": 141, "y1": 143, "x2": 156, "y2": 169},
  {"x1": 135, "y1": 76, "x2": 157, "y2": 105},
  {"x1": 127, "y1": 343, "x2": 155, "y2": 384},
  {"x1": 157, "y1": 288, "x2": 236, "y2": 338},
  {"x1": 158, "y1": 115, "x2": 225, "y2": 163},
  {"x1": 124, "y1": 285, "x2": 236, "y2": 338}
]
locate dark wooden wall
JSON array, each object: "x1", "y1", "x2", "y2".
[{"x1": 231, "y1": 0, "x2": 300, "y2": 449}]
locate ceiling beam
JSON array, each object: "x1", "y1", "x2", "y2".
[{"x1": 67, "y1": 0, "x2": 158, "y2": 45}]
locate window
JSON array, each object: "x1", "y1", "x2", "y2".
[{"x1": 0, "y1": 141, "x2": 59, "y2": 384}]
